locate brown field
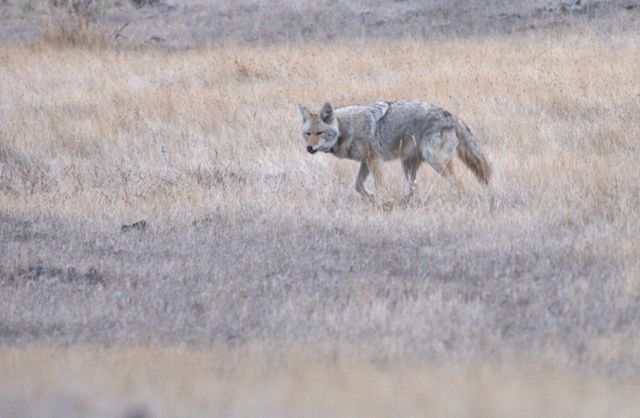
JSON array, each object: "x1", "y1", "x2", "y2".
[
  {"x1": 1, "y1": 12, "x2": 640, "y2": 417},
  {"x1": 2, "y1": 346, "x2": 640, "y2": 417}
]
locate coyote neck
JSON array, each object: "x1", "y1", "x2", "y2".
[{"x1": 333, "y1": 115, "x2": 370, "y2": 162}]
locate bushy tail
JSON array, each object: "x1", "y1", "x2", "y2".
[{"x1": 455, "y1": 119, "x2": 492, "y2": 185}]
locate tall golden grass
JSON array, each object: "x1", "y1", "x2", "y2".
[
  {"x1": 39, "y1": 0, "x2": 111, "y2": 48},
  {"x1": 1, "y1": 29, "x2": 638, "y2": 224},
  {"x1": 1, "y1": 25, "x2": 640, "y2": 416}
]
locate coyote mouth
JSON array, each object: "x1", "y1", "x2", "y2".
[{"x1": 307, "y1": 145, "x2": 318, "y2": 154}]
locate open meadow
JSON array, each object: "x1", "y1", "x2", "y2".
[{"x1": 1, "y1": 1, "x2": 640, "y2": 416}]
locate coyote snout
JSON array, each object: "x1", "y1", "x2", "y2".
[{"x1": 297, "y1": 100, "x2": 491, "y2": 201}]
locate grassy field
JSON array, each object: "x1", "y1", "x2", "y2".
[
  {"x1": 2, "y1": 0, "x2": 637, "y2": 47},
  {"x1": 1, "y1": 19, "x2": 640, "y2": 417},
  {"x1": 2, "y1": 346, "x2": 640, "y2": 417}
]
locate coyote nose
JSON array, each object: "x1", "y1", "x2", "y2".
[{"x1": 306, "y1": 145, "x2": 317, "y2": 154}]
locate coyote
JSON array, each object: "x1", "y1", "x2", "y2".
[{"x1": 298, "y1": 101, "x2": 491, "y2": 201}]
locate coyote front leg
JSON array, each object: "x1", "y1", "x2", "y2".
[{"x1": 355, "y1": 161, "x2": 374, "y2": 200}]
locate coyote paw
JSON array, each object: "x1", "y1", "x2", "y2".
[
  {"x1": 357, "y1": 190, "x2": 375, "y2": 202},
  {"x1": 121, "y1": 220, "x2": 148, "y2": 232},
  {"x1": 400, "y1": 195, "x2": 414, "y2": 208},
  {"x1": 380, "y1": 201, "x2": 395, "y2": 212}
]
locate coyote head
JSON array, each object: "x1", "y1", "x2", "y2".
[{"x1": 298, "y1": 102, "x2": 340, "y2": 154}]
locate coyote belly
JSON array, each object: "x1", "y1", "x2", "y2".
[{"x1": 298, "y1": 100, "x2": 492, "y2": 201}]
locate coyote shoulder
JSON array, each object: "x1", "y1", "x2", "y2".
[{"x1": 298, "y1": 100, "x2": 491, "y2": 200}]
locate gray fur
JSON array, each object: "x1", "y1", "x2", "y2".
[
  {"x1": 299, "y1": 100, "x2": 491, "y2": 200},
  {"x1": 298, "y1": 104, "x2": 311, "y2": 122},
  {"x1": 320, "y1": 102, "x2": 334, "y2": 122}
]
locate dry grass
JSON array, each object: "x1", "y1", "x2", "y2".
[
  {"x1": 38, "y1": 0, "x2": 112, "y2": 48},
  {"x1": 1, "y1": 25, "x2": 640, "y2": 416},
  {"x1": 2, "y1": 30, "x2": 639, "y2": 221},
  {"x1": 2, "y1": 346, "x2": 640, "y2": 417},
  {"x1": 4, "y1": 0, "x2": 638, "y2": 47}
]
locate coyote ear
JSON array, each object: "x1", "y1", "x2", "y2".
[
  {"x1": 320, "y1": 102, "x2": 333, "y2": 122},
  {"x1": 298, "y1": 104, "x2": 311, "y2": 122}
]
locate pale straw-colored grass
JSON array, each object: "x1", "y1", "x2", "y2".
[
  {"x1": 1, "y1": 25, "x2": 640, "y2": 416},
  {"x1": 2, "y1": 345, "x2": 640, "y2": 417}
]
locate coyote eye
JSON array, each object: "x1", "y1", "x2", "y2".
[
  {"x1": 304, "y1": 132, "x2": 310, "y2": 136},
  {"x1": 317, "y1": 131, "x2": 324, "y2": 135}
]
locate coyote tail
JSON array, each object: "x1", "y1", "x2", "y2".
[{"x1": 455, "y1": 120, "x2": 492, "y2": 185}]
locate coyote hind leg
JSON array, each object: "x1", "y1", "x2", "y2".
[
  {"x1": 444, "y1": 159, "x2": 465, "y2": 193},
  {"x1": 425, "y1": 157, "x2": 465, "y2": 193},
  {"x1": 401, "y1": 158, "x2": 421, "y2": 201},
  {"x1": 422, "y1": 129, "x2": 464, "y2": 193}
]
